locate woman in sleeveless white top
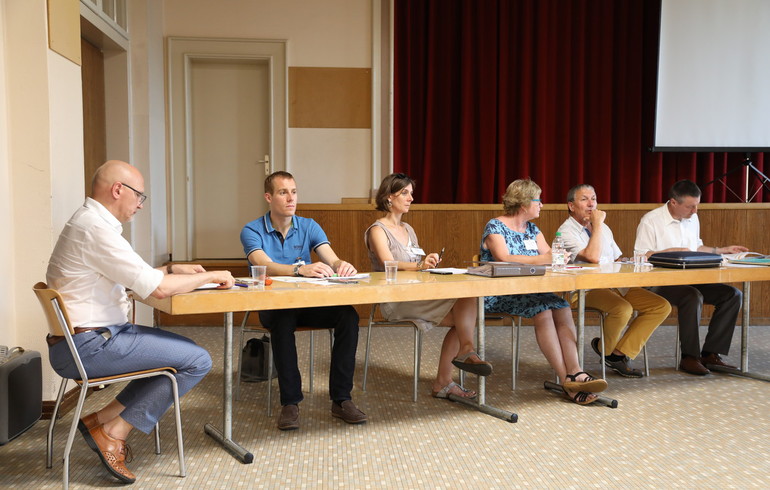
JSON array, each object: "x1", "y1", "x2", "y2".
[{"x1": 365, "y1": 173, "x2": 493, "y2": 399}]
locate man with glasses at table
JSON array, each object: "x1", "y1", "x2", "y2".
[
  {"x1": 46, "y1": 160, "x2": 234, "y2": 484},
  {"x1": 634, "y1": 179, "x2": 747, "y2": 375}
]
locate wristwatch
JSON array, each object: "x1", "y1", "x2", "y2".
[{"x1": 293, "y1": 264, "x2": 302, "y2": 277}]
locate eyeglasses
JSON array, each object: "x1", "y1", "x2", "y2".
[
  {"x1": 531, "y1": 198, "x2": 542, "y2": 203},
  {"x1": 121, "y1": 182, "x2": 147, "y2": 205}
]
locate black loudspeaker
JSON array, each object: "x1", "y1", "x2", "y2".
[{"x1": 0, "y1": 347, "x2": 42, "y2": 445}]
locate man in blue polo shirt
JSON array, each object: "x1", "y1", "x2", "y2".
[{"x1": 240, "y1": 171, "x2": 366, "y2": 430}]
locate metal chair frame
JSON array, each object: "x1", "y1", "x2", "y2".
[
  {"x1": 484, "y1": 307, "x2": 651, "y2": 390},
  {"x1": 361, "y1": 304, "x2": 424, "y2": 402},
  {"x1": 33, "y1": 282, "x2": 185, "y2": 490},
  {"x1": 235, "y1": 311, "x2": 333, "y2": 416}
]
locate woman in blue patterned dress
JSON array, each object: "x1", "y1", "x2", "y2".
[{"x1": 480, "y1": 179, "x2": 608, "y2": 404}]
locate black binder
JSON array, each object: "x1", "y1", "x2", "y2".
[{"x1": 648, "y1": 251, "x2": 722, "y2": 269}]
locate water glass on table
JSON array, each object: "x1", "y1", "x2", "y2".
[
  {"x1": 384, "y1": 261, "x2": 398, "y2": 283},
  {"x1": 249, "y1": 265, "x2": 267, "y2": 289},
  {"x1": 633, "y1": 250, "x2": 648, "y2": 271}
]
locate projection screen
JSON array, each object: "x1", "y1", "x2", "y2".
[{"x1": 653, "y1": 0, "x2": 770, "y2": 151}]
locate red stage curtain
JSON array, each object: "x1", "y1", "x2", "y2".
[{"x1": 394, "y1": 0, "x2": 769, "y2": 204}]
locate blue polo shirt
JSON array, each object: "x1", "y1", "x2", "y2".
[{"x1": 240, "y1": 212, "x2": 330, "y2": 265}]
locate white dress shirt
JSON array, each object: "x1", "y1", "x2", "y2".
[
  {"x1": 557, "y1": 216, "x2": 622, "y2": 264},
  {"x1": 634, "y1": 203, "x2": 703, "y2": 252},
  {"x1": 46, "y1": 198, "x2": 164, "y2": 328}
]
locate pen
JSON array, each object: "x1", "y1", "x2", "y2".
[
  {"x1": 235, "y1": 282, "x2": 250, "y2": 287},
  {"x1": 438, "y1": 247, "x2": 445, "y2": 264}
]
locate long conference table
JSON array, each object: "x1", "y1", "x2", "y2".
[{"x1": 138, "y1": 263, "x2": 770, "y2": 463}]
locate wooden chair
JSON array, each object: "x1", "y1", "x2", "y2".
[
  {"x1": 361, "y1": 304, "x2": 424, "y2": 402},
  {"x1": 235, "y1": 311, "x2": 333, "y2": 416},
  {"x1": 32, "y1": 282, "x2": 185, "y2": 489}
]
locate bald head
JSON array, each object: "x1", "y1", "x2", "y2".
[
  {"x1": 92, "y1": 160, "x2": 141, "y2": 197},
  {"x1": 90, "y1": 160, "x2": 146, "y2": 222}
]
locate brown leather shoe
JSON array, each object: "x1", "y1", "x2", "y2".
[
  {"x1": 89, "y1": 425, "x2": 136, "y2": 483},
  {"x1": 78, "y1": 412, "x2": 100, "y2": 451},
  {"x1": 701, "y1": 353, "x2": 737, "y2": 369},
  {"x1": 679, "y1": 355, "x2": 710, "y2": 375},
  {"x1": 331, "y1": 400, "x2": 368, "y2": 424},
  {"x1": 277, "y1": 404, "x2": 300, "y2": 431}
]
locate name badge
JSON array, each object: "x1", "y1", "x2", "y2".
[
  {"x1": 523, "y1": 239, "x2": 538, "y2": 251},
  {"x1": 408, "y1": 247, "x2": 426, "y2": 256}
]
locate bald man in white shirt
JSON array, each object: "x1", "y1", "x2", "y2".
[{"x1": 47, "y1": 160, "x2": 234, "y2": 483}]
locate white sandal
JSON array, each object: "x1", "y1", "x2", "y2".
[{"x1": 431, "y1": 381, "x2": 477, "y2": 399}]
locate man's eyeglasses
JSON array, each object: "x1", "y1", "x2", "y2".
[{"x1": 121, "y1": 182, "x2": 147, "y2": 205}]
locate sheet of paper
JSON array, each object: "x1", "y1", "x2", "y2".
[
  {"x1": 195, "y1": 283, "x2": 230, "y2": 290},
  {"x1": 272, "y1": 273, "x2": 370, "y2": 283}
]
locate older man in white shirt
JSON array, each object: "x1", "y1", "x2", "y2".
[
  {"x1": 558, "y1": 184, "x2": 670, "y2": 378},
  {"x1": 634, "y1": 179, "x2": 746, "y2": 375},
  {"x1": 47, "y1": 160, "x2": 234, "y2": 483}
]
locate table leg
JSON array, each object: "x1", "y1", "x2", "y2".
[
  {"x1": 708, "y1": 281, "x2": 770, "y2": 382},
  {"x1": 447, "y1": 298, "x2": 517, "y2": 422},
  {"x1": 204, "y1": 312, "x2": 254, "y2": 463}
]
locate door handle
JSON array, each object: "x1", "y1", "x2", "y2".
[{"x1": 258, "y1": 155, "x2": 270, "y2": 175}]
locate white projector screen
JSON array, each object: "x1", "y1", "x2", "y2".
[{"x1": 653, "y1": 0, "x2": 770, "y2": 151}]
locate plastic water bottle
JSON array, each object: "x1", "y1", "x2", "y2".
[{"x1": 551, "y1": 232, "x2": 566, "y2": 272}]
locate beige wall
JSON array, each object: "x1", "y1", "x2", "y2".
[
  {"x1": 1, "y1": 0, "x2": 378, "y2": 400},
  {"x1": 162, "y1": 0, "x2": 376, "y2": 203},
  {"x1": 1, "y1": 0, "x2": 85, "y2": 397}
]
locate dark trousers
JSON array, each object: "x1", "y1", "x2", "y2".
[
  {"x1": 259, "y1": 305, "x2": 359, "y2": 406},
  {"x1": 648, "y1": 283, "x2": 742, "y2": 358}
]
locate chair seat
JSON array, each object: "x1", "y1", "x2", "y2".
[{"x1": 74, "y1": 367, "x2": 177, "y2": 385}]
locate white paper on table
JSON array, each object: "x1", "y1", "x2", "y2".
[
  {"x1": 195, "y1": 283, "x2": 231, "y2": 290},
  {"x1": 272, "y1": 273, "x2": 370, "y2": 283}
]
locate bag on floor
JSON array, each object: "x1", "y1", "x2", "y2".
[{"x1": 241, "y1": 335, "x2": 277, "y2": 382}]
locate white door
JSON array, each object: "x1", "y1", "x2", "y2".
[
  {"x1": 190, "y1": 59, "x2": 270, "y2": 259},
  {"x1": 167, "y1": 37, "x2": 287, "y2": 261}
]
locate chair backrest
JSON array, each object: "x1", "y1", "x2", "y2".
[
  {"x1": 33, "y1": 282, "x2": 89, "y2": 381},
  {"x1": 33, "y1": 282, "x2": 75, "y2": 337}
]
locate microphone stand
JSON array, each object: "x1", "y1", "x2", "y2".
[{"x1": 701, "y1": 152, "x2": 770, "y2": 203}]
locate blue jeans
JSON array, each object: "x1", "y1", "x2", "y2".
[
  {"x1": 48, "y1": 323, "x2": 212, "y2": 434},
  {"x1": 259, "y1": 306, "x2": 359, "y2": 406}
]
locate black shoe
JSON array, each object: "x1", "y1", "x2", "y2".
[
  {"x1": 605, "y1": 357, "x2": 643, "y2": 378},
  {"x1": 590, "y1": 337, "x2": 603, "y2": 358}
]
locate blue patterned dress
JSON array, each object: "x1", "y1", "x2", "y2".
[{"x1": 480, "y1": 219, "x2": 569, "y2": 318}]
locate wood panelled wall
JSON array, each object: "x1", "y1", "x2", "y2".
[{"x1": 158, "y1": 203, "x2": 770, "y2": 326}]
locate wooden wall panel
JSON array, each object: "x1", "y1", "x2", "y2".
[
  {"x1": 158, "y1": 204, "x2": 770, "y2": 326},
  {"x1": 289, "y1": 67, "x2": 371, "y2": 128}
]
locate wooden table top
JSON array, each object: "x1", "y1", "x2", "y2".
[{"x1": 138, "y1": 264, "x2": 770, "y2": 316}]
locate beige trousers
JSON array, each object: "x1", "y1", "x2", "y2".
[{"x1": 571, "y1": 287, "x2": 671, "y2": 359}]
